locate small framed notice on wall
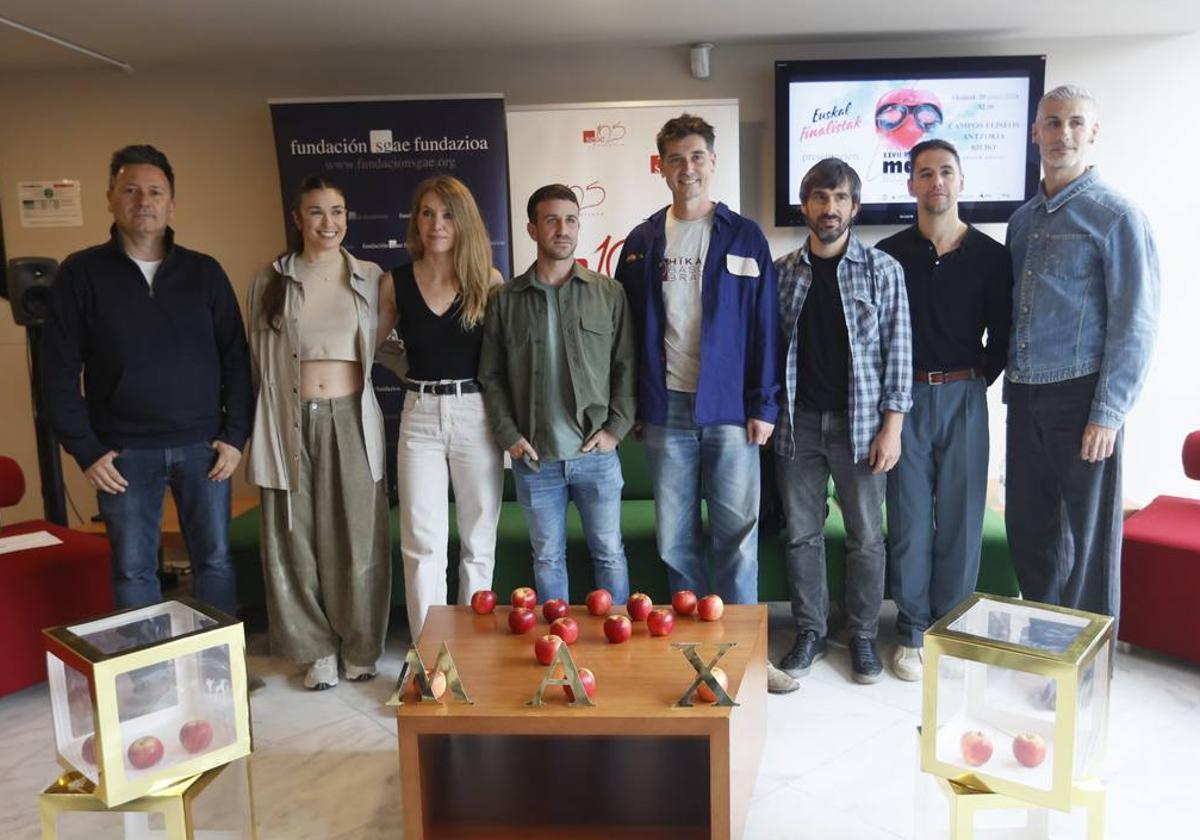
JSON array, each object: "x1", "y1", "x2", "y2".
[{"x1": 19, "y1": 180, "x2": 83, "y2": 227}]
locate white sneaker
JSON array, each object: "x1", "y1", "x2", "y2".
[
  {"x1": 892, "y1": 645, "x2": 924, "y2": 682},
  {"x1": 304, "y1": 654, "x2": 338, "y2": 690}
]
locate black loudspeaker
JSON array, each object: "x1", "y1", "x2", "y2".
[{"x1": 6, "y1": 257, "x2": 58, "y2": 326}]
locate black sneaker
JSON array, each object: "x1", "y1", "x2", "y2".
[
  {"x1": 779, "y1": 630, "x2": 827, "y2": 678},
  {"x1": 849, "y1": 636, "x2": 883, "y2": 684}
]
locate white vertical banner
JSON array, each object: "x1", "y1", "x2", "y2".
[{"x1": 506, "y1": 99, "x2": 740, "y2": 277}]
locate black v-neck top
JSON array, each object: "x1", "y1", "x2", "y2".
[{"x1": 392, "y1": 262, "x2": 483, "y2": 381}]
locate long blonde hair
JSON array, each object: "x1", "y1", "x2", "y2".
[{"x1": 406, "y1": 176, "x2": 495, "y2": 330}]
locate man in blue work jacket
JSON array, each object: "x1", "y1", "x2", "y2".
[{"x1": 615, "y1": 114, "x2": 794, "y2": 693}]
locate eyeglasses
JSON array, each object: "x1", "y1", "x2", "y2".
[{"x1": 875, "y1": 102, "x2": 944, "y2": 133}]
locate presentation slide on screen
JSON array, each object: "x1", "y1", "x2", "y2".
[{"x1": 787, "y1": 76, "x2": 1030, "y2": 206}]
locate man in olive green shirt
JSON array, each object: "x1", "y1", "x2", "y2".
[{"x1": 479, "y1": 184, "x2": 637, "y2": 604}]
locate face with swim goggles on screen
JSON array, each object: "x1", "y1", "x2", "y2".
[{"x1": 874, "y1": 88, "x2": 944, "y2": 149}]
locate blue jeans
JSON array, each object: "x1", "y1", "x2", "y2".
[
  {"x1": 643, "y1": 390, "x2": 761, "y2": 604},
  {"x1": 98, "y1": 442, "x2": 237, "y2": 616},
  {"x1": 511, "y1": 449, "x2": 629, "y2": 604}
]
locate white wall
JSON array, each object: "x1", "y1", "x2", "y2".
[{"x1": 1, "y1": 31, "x2": 1196, "y2": 524}]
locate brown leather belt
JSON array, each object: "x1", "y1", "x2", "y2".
[{"x1": 913, "y1": 368, "x2": 982, "y2": 385}]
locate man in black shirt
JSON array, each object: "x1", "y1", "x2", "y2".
[
  {"x1": 42, "y1": 145, "x2": 252, "y2": 617},
  {"x1": 773, "y1": 159, "x2": 912, "y2": 685},
  {"x1": 876, "y1": 139, "x2": 1012, "y2": 681}
]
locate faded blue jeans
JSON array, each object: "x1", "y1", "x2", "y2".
[
  {"x1": 98, "y1": 442, "x2": 236, "y2": 616},
  {"x1": 643, "y1": 390, "x2": 761, "y2": 604},
  {"x1": 511, "y1": 449, "x2": 629, "y2": 604}
]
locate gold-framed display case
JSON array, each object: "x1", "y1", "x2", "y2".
[
  {"x1": 38, "y1": 755, "x2": 256, "y2": 840},
  {"x1": 921, "y1": 593, "x2": 1113, "y2": 812},
  {"x1": 42, "y1": 599, "x2": 251, "y2": 807},
  {"x1": 915, "y1": 773, "x2": 1106, "y2": 839}
]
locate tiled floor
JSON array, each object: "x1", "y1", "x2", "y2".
[{"x1": 2, "y1": 603, "x2": 1197, "y2": 839}]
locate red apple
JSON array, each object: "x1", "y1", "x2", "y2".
[
  {"x1": 586, "y1": 588, "x2": 613, "y2": 616},
  {"x1": 672, "y1": 589, "x2": 698, "y2": 616},
  {"x1": 510, "y1": 587, "x2": 538, "y2": 610},
  {"x1": 127, "y1": 735, "x2": 164, "y2": 770},
  {"x1": 470, "y1": 590, "x2": 497, "y2": 615},
  {"x1": 178, "y1": 719, "x2": 214, "y2": 754},
  {"x1": 960, "y1": 730, "x2": 994, "y2": 766},
  {"x1": 647, "y1": 608, "x2": 676, "y2": 637},
  {"x1": 542, "y1": 598, "x2": 570, "y2": 623},
  {"x1": 627, "y1": 592, "x2": 654, "y2": 622},
  {"x1": 80, "y1": 734, "x2": 96, "y2": 765},
  {"x1": 563, "y1": 667, "x2": 597, "y2": 702},
  {"x1": 697, "y1": 594, "x2": 725, "y2": 621},
  {"x1": 1012, "y1": 733, "x2": 1047, "y2": 768},
  {"x1": 550, "y1": 617, "x2": 580, "y2": 645},
  {"x1": 534, "y1": 635, "x2": 562, "y2": 666},
  {"x1": 408, "y1": 668, "x2": 446, "y2": 701},
  {"x1": 603, "y1": 614, "x2": 633, "y2": 644},
  {"x1": 696, "y1": 666, "x2": 729, "y2": 703},
  {"x1": 508, "y1": 607, "x2": 537, "y2": 634}
]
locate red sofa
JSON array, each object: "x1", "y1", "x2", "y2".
[
  {"x1": 1119, "y1": 432, "x2": 1200, "y2": 664},
  {"x1": 0, "y1": 456, "x2": 114, "y2": 696}
]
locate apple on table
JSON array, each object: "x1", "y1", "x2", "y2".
[
  {"x1": 550, "y1": 616, "x2": 580, "y2": 645},
  {"x1": 508, "y1": 607, "x2": 537, "y2": 634},
  {"x1": 510, "y1": 587, "x2": 538, "y2": 610},
  {"x1": 647, "y1": 608, "x2": 675, "y2": 637},
  {"x1": 563, "y1": 667, "x2": 597, "y2": 702},
  {"x1": 534, "y1": 635, "x2": 562, "y2": 665},
  {"x1": 586, "y1": 588, "x2": 613, "y2": 616},
  {"x1": 672, "y1": 589, "x2": 698, "y2": 616},
  {"x1": 603, "y1": 614, "x2": 632, "y2": 644},
  {"x1": 470, "y1": 590, "x2": 497, "y2": 615},
  {"x1": 627, "y1": 592, "x2": 654, "y2": 622},
  {"x1": 542, "y1": 598, "x2": 570, "y2": 623}
]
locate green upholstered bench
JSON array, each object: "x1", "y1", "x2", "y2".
[{"x1": 228, "y1": 439, "x2": 1018, "y2": 616}]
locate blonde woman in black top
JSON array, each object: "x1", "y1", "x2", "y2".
[{"x1": 378, "y1": 175, "x2": 503, "y2": 638}]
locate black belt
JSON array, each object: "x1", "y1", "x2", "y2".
[
  {"x1": 913, "y1": 368, "x2": 983, "y2": 385},
  {"x1": 403, "y1": 379, "x2": 481, "y2": 395}
]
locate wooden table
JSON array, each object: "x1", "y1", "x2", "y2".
[{"x1": 396, "y1": 604, "x2": 768, "y2": 840}]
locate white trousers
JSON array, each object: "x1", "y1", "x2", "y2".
[{"x1": 396, "y1": 389, "x2": 503, "y2": 638}]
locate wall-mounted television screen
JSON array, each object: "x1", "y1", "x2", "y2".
[{"x1": 775, "y1": 55, "x2": 1045, "y2": 226}]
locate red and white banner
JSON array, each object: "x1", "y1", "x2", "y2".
[{"x1": 506, "y1": 100, "x2": 740, "y2": 277}]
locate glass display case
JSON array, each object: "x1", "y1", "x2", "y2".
[
  {"x1": 42, "y1": 599, "x2": 251, "y2": 807},
  {"x1": 914, "y1": 772, "x2": 1106, "y2": 839},
  {"x1": 920, "y1": 593, "x2": 1113, "y2": 811},
  {"x1": 38, "y1": 756, "x2": 256, "y2": 840}
]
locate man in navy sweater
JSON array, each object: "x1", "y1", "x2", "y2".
[{"x1": 41, "y1": 145, "x2": 252, "y2": 617}]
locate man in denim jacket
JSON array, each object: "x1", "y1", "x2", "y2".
[{"x1": 1005, "y1": 85, "x2": 1160, "y2": 620}]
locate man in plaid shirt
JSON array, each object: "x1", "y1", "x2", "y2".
[{"x1": 773, "y1": 158, "x2": 912, "y2": 684}]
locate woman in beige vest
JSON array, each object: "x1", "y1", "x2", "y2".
[{"x1": 246, "y1": 176, "x2": 390, "y2": 690}]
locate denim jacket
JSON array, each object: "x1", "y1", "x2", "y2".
[
  {"x1": 1005, "y1": 168, "x2": 1160, "y2": 428},
  {"x1": 774, "y1": 233, "x2": 913, "y2": 465}
]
